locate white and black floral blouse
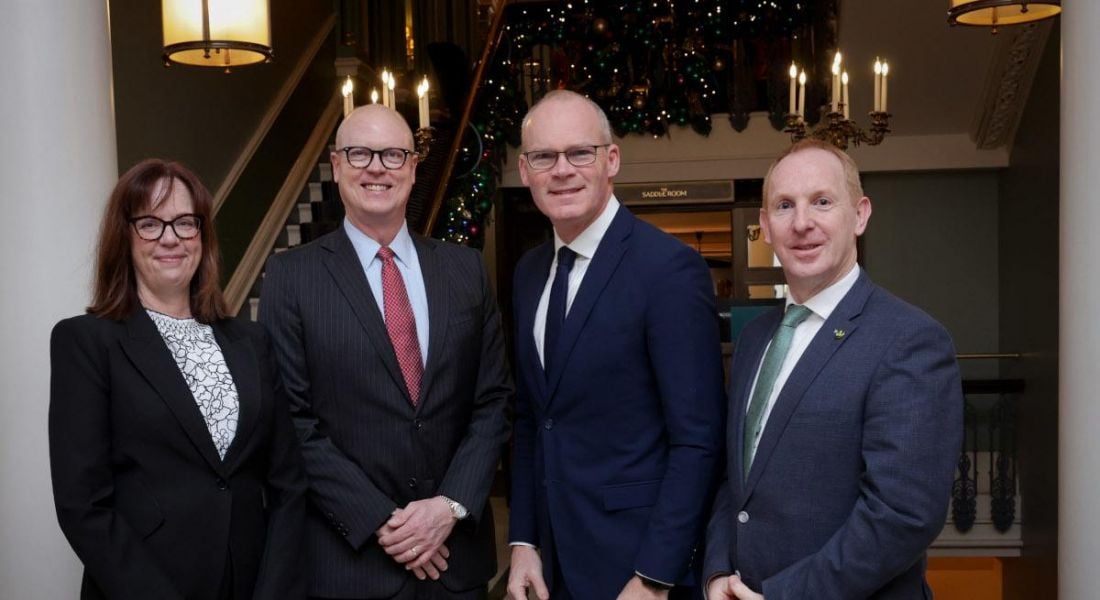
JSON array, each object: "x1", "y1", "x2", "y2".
[{"x1": 147, "y1": 309, "x2": 239, "y2": 459}]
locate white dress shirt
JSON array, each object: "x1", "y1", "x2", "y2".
[
  {"x1": 746, "y1": 264, "x2": 861, "y2": 457},
  {"x1": 533, "y1": 196, "x2": 621, "y2": 367},
  {"x1": 344, "y1": 219, "x2": 429, "y2": 366}
]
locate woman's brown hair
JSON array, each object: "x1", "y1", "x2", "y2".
[{"x1": 88, "y1": 159, "x2": 227, "y2": 322}]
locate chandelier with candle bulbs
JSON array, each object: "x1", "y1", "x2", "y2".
[
  {"x1": 784, "y1": 51, "x2": 892, "y2": 150},
  {"x1": 340, "y1": 69, "x2": 434, "y2": 159}
]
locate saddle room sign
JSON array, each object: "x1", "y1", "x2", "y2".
[{"x1": 616, "y1": 180, "x2": 733, "y2": 206}]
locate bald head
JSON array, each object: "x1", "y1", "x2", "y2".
[
  {"x1": 329, "y1": 103, "x2": 419, "y2": 246},
  {"x1": 335, "y1": 104, "x2": 415, "y2": 151},
  {"x1": 521, "y1": 90, "x2": 612, "y2": 151},
  {"x1": 517, "y1": 89, "x2": 621, "y2": 243}
]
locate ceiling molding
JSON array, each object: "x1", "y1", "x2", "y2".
[
  {"x1": 971, "y1": 21, "x2": 1053, "y2": 149},
  {"x1": 500, "y1": 114, "x2": 1010, "y2": 187}
]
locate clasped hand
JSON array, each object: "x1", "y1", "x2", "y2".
[{"x1": 377, "y1": 496, "x2": 456, "y2": 581}]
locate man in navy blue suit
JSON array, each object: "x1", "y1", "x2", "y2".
[
  {"x1": 506, "y1": 90, "x2": 726, "y2": 599},
  {"x1": 704, "y1": 140, "x2": 963, "y2": 599}
]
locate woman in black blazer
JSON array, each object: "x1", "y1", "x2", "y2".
[{"x1": 49, "y1": 159, "x2": 307, "y2": 600}]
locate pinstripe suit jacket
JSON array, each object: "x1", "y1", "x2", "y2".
[{"x1": 259, "y1": 226, "x2": 512, "y2": 598}]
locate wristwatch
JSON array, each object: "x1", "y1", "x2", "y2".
[{"x1": 440, "y1": 495, "x2": 468, "y2": 520}]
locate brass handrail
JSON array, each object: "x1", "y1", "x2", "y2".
[
  {"x1": 222, "y1": 94, "x2": 342, "y2": 315},
  {"x1": 421, "y1": 0, "x2": 511, "y2": 236},
  {"x1": 213, "y1": 14, "x2": 337, "y2": 215}
]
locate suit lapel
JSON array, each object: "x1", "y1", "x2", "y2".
[
  {"x1": 321, "y1": 228, "x2": 411, "y2": 407},
  {"x1": 545, "y1": 206, "x2": 632, "y2": 400},
  {"x1": 214, "y1": 321, "x2": 259, "y2": 470},
  {"x1": 518, "y1": 242, "x2": 554, "y2": 405},
  {"x1": 743, "y1": 273, "x2": 873, "y2": 498},
  {"x1": 731, "y1": 307, "x2": 782, "y2": 488},
  {"x1": 416, "y1": 235, "x2": 448, "y2": 411},
  {"x1": 120, "y1": 309, "x2": 226, "y2": 475}
]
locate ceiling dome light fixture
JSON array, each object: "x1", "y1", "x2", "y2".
[
  {"x1": 162, "y1": 0, "x2": 273, "y2": 71},
  {"x1": 948, "y1": 0, "x2": 1061, "y2": 33}
]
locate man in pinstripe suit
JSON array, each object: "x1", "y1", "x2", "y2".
[{"x1": 260, "y1": 105, "x2": 512, "y2": 599}]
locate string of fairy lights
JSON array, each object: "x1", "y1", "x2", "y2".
[{"x1": 434, "y1": 0, "x2": 837, "y2": 246}]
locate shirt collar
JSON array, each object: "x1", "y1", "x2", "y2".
[
  {"x1": 553, "y1": 196, "x2": 620, "y2": 260},
  {"x1": 343, "y1": 218, "x2": 416, "y2": 267},
  {"x1": 788, "y1": 264, "x2": 860, "y2": 321}
]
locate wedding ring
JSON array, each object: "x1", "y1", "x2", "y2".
[{"x1": 410, "y1": 546, "x2": 420, "y2": 556}]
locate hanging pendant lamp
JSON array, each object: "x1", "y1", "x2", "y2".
[
  {"x1": 948, "y1": 0, "x2": 1061, "y2": 33},
  {"x1": 162, "y1": 0, "x2": 273, "y2": 71}
]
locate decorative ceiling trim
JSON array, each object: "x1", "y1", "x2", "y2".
[{"x1": 971, "y1": 20, "x2": 1053, "y2": 149}]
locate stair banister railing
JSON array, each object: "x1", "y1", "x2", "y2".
[{"x1": 421, "y1": 0, "x2": 511, "y2": 237}]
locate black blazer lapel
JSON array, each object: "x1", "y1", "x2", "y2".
[
  {"x1": 416, "y1": 235, "x2": 448, "y2": 411},
  {"x1": 546, "y1": 205, "x2": 632, "y2": 399},
  {"x1": 743, "y1": 273, "x2": 873, "y2": 498},
  {"x1": 321, "y1": 228, "x2": 412, "y2": 406},
  {"x1": 119, "y1": 309, "x2": 226, "y2": 475},
  {"x1": 214, "y1": 321, "x2": 259, "y2": 470}
]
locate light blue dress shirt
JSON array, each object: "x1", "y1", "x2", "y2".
[{"x1": 343, "y1": 219, "x2": 429, "y2": 366}]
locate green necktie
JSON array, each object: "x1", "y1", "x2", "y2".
[{"x1": 743, "y1": 304, "x2": 813, "y2": 478}]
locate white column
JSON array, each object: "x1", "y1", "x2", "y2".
[
  {"x1": 0, "y1": 1, "x2": 117, "y2": 597},
  {"x1": 1061, "y1": 3, "x2": 1100, "y2": 598}
]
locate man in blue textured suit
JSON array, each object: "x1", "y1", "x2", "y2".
[
  {"x1": 704, "y1": 140, "x2": 963, "y2": 599},
  {"x1": 260, "y1": 105, "x2": 511, "y2": 599},
  {"x1": 507, "y1": 90, "x2": 726, "y2": 599}
]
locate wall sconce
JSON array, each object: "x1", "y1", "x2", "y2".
[
  {"x1": 948, "y1": 1, "x2": 1061, "y2": 33},
  {"x1": 162, "y1": 0, "x2": 274, "y2": 71}
]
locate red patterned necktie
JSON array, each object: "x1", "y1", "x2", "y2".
[{"x1": 378, "y1": 247, "x2": 422, "y2": 405}]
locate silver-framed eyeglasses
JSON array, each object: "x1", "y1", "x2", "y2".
[
  {"x1": 129, "y1": 214, "x2": 203, "y2": 241},
  {"x1": 522, "y1": 144, "x2": 610, "y2": 171},
  {"x1": 338, "y1": 146, "x2": 413, "y2": 170}
]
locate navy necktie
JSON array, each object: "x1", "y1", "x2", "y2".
[{"x1": 544, "y1": 246, "x2": 577, "y2": 377}]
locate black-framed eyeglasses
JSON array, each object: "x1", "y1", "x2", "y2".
[
  {"x1": 128, "y1": 214, "x2": 203, "y2": 241},
  {"x1": 522, "y1": 144, "x2": 610, "y2": 171},
  {"x1": 338, "y1": 146, "x2": 413, "y2": 170}
]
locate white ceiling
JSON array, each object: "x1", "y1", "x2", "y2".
[{"x1": 839, "y1": 0, "x2": 1001, "y2": 137}]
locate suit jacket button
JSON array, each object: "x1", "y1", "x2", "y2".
[
  {"x1": 408, "y1": 477, "x2": 418, "y2": 488},
  {"x1": 737, "y1": 511, "x2": 749, "y2": 524},
  {"x1": 544, "y1": 419, "x2": 554, "y2": 430},
  {"x1": 415, "y1": 419, "x2": 424, "y2": 430},
  {"x1": 215, "y1": 478, "x2": 228, "y2": 490}
]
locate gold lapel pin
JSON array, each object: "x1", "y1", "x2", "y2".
[{"x1": 834, "y1": 329, "x2": 846, "y2": 339}]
